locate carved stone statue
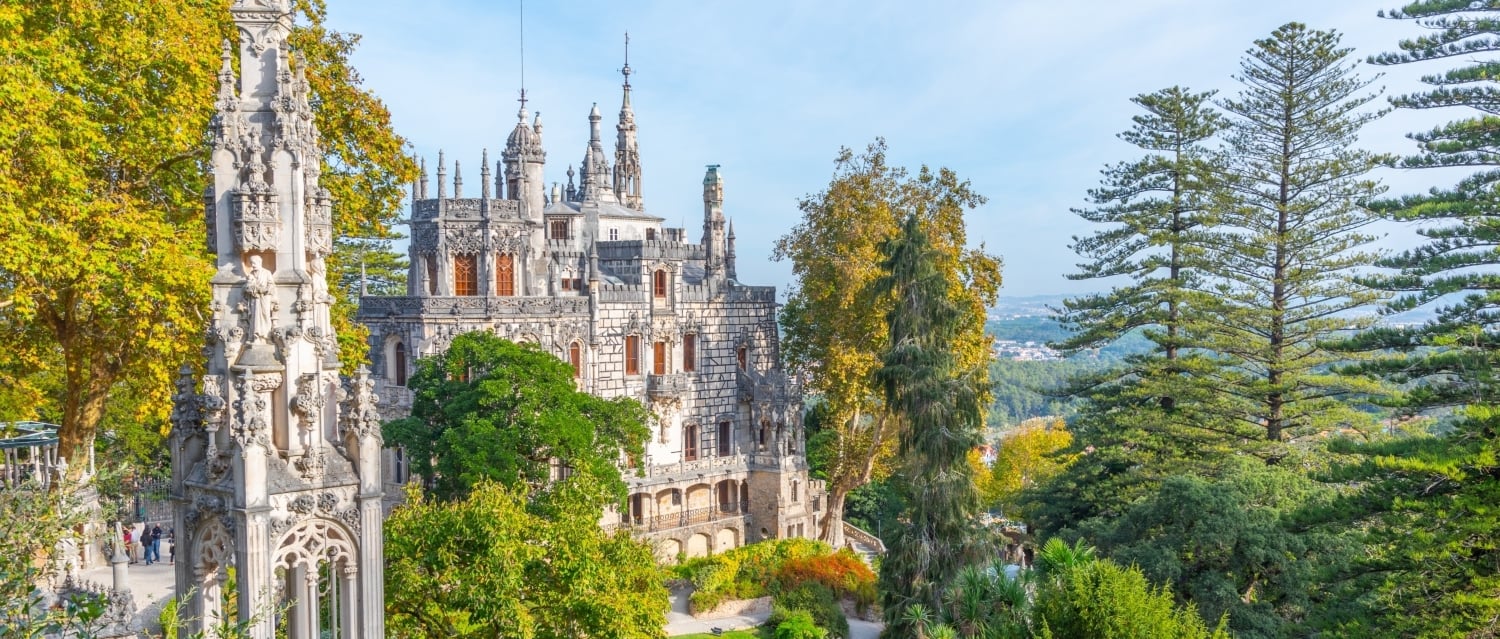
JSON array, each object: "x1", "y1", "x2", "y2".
[{"x1": 244, "y1": 255, "x2": 276, "y2": 343}]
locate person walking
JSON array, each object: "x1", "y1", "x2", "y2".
[
  {"x1": 168, "y1": 528, "x2": 176, "y2": 564},
  {"x1": 145, "y1": 524, "x2": 161, "y2": 565},
  {"x1": 123, "y1": 527, "x2": 136, "y2": 564}
]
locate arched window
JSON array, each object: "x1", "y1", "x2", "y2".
[
  {"x1": 453, "y1": 254, "x2": 478, "y2": 296},
  {"x1": 737, "y1": 346, "x2": 748, "y2": 371},
  {"x1": 550, "y1": 219, "x2": 569, "y2": 240},
  {"x1": 568, "y1": 342, "x2": 582, "y2": 379},
  {"x1": 495, "y1": 253, "x2": 515, "y2": 296},
  {"x1": 791, "y1": 481, "x2": 800, "y2": 503},
  {"x1": 717, "y1": 421, "x2": 732, "y2": 457},
  {"x1": 683, "y1": 333, "x2": 696, "y2": 372},
  {"x1": 646, "y1": 228, "x2": 656, "y2": 241},
  {"x1": 683, "y1": 424, "x2": 700, "y2": 461},
  {"x1": 424, "y1": 255, "x2": 438, "y2": 295},
  {"x1": 625, "y1": 335, "x2": 641, "y2": 375},
  {"x1": 653, "y1": 269, "x2": 668, "y2": 298},
  {"x1": 653, "y1": 341, "x2": 667, "y2": 375},
  {"x1": 394, "y1": 342, "x2": 408, "y2": 387}
]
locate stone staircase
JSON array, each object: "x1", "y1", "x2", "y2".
[{"x1": 841, "y1": 521, "x2": 885, "y2": 566}]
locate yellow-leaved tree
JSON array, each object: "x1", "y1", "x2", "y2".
[
  {"x1": 774, "y1": 139, "x2": 1001, "y2": 542},
  {"x1": 0, "y1": 0, "x2": 415, "y2": 468},
  {"x1": 988, "y1": 417, "x2": 1075, "y2": 517}
]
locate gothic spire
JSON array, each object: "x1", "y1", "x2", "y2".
[
  {"x1": 579, "y1": 103, "x2": 614, "y2": 203},
  {"x1": 614, "y1": 32, "x2": 643, "y2": 210}
]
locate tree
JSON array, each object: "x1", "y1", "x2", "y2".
[
  {"x1": 0, "y1": 0, "x2": 416, "y2": 468},
  {"x1": 1057, "y1": 87, "x2": 1224, "y2": 368},
  {"x1": 384, "y1": 480, "x2": 668, "y2": 639},
  {"x1": 874, "y1": 215, "x2": 991, "y2": 635},
  {"x1": 1307, "y1": 4, "x2": 1500, "y2": 634},
  {"x1": 773, "y1": 140, "x2": 1001, "y2": 543},
  {"x1": 383, "y1": 331, "x2": 650, "y2": 506},
  {"x1": 1197, "y1": 22, "x2": 1387, "y2": 448},
  {"x1": 982, "y1": 418, "x2": 1075, "y2": 517}
]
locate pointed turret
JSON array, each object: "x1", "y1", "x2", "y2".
[
  {"x1": 727, "y1": 219, "x2": 738, "y2": 282},
  {"x1": 502, "y1": 91, "x2": 546, "y2": 221},
  {"x1": 481, "y1": 149, "x2": 491, "y2": 200},
  {"x1": 703, "y1": 165, "x2": 727, "y2": 283},
  {"x1": 188, "y1": 1, "x2": 386, "y2": 635},
  {"x1": 453, "y1": 160, "x2": 463, "y2": 198},
  {"x1": 579, "y1": 103, "x2": 615, "y2": 203},
  {"x1": 614, "y1": 33, "x2": 643, "y2": 209},
  {"x1": 418, "y1": 156, "x2": 428, "y2": 199}
]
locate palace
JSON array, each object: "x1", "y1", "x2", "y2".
[{"x1": 356, "y1": 45, "x2": 834, "y2": 556}]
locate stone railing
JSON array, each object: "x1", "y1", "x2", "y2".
[
  {"x1": 647, "y1": 373, "x2": 691, "y2": 400},
  {"x1": 725, "y1": 286, "x2": 776, "y2": 304},
  {"x1": 611, "y1": 501, "x2": 746, "y2": 532},
  {"x1": 412, "y1": 197, "x2": 521, "y2": 220},
  {"x1": 359, "y1": 295, "x2": 590, "y2": 318},
  {"x1": 641, "y1": 454, "x2": 746, "y2": 479},
  {"x1": 842, "y1": 521, "x2": 886, "y2": 555}
]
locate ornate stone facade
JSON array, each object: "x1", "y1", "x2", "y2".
[
  {"x1": 170, "y1": 2, "x2": 384, "y2": 637},
  {"x1": 359, "y1": 49, "x2": 834, "y2": 557}
]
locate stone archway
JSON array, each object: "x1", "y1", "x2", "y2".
[
  {"x1": 188, "y1": 519, "x2": 235, "y2": 631},
  {"x1": 715, "y1": 527, "x2": 739, "y2": 552},
  {"x1": 273, "y1": 519, "x2": 360, "y2": 639},
  {"x1": 659, "y1": 538, "x2": 683, "y2": 562},
  {"x1": 687, "y1": 532, "x2": 711, "y2": 558}
]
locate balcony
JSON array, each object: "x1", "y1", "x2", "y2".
[
  {"x1": 647, "y1": 373, "x2": 690, "y2": 401},
  {"x1": 613, "y1": 501, "x2": 747, "y2": 533}
]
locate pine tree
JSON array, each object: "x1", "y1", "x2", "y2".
[
  {"x1": 1058, "y1": 86, "x2": 1224, "y2": 367},
  {"x1": 1198, "y1": 22, "x2": 1387, "y2": 448},
  {"x1": 1315, "y1": 4, "x2": 1500, "y2": 634},
  {"x1": 875, "y1": 215, "x2": 989, "y2": 635}
]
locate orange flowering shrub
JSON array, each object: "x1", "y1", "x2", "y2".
[{"x1": 774, "y1": 549, "x2": 877, "y2": 608}]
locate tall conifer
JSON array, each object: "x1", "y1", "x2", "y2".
[
  {"x1": 1320, "y1": 4, "x2": 1500, "y2": 633},
  {"x1": 1199, "y1": 23, "x2": 1387, "y2": 448},
  {"x1": 875, "y1": 215, "x2": 988, "y2": 635}
]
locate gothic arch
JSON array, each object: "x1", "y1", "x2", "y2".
[
  {"x1": 274, "y1": 518, "x2": 358, "y2": 571},
  {"x1": 194, "y1": 519, "x2": 235, "y2": 573}
]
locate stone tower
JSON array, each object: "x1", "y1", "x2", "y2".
[{"x1": 169, "y1": 1, "x2": 385, "y2": 637}]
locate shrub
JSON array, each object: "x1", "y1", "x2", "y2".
[
  {"x1": 775, "y1": 610, "x2": 829, "y2": 639},
  {"x1": 773, "y1": 582, "x2": 848, "y2": 639},
  {"x1": 681, "y1": 538, "x2": 832, "y2": 613},
  {"x1": 776, "y1": 549, "x2": 876, "y2": 600}
]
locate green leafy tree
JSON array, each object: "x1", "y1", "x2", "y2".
[
  {"x1": 383, "y1": 331, "x2": 650, "y2": 506},
  {"x1": 773, "y1": 140, "x2": 1001, "y2": 542},
  {"x1": 1197, "y1": 22, "x2": 1388, "y2": 448},
  {"x1": 875, "y1": 215, "x2": 990, "y2": 635},
  {"x1": 384, "y1": 480, "x2": 668, "y2": 639},
  {"x1": 0, "y1": 0, "x2": 416, "y2": 469}
]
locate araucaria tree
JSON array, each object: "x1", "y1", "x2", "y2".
[
  {"x1": 1048, "y1": 88, "x2": 1232, "y2": 526},
  {"x1": 1317, "y1": 3, "x2": 1500, "y2": 634},
  {"x1": 1059, "y1": 86, "x2": 1225, "y2": 367},
  {"x1": 773, "y1": 140, "x2": 1000, "y2": 544},
  {"x1": 875, "y1": 215, "x2": 990, "y2": 635},
  {"x1": 1199, "y1": 22, "x2": 1387, "y2": 448}
]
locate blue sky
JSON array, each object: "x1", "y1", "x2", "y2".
[{"x1": 323, "y1": 0, "x2": 1445, "y2": 298}]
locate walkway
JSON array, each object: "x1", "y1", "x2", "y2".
[{"x1": 664, "y1": 588, "x2": 884, "y2": 638}]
